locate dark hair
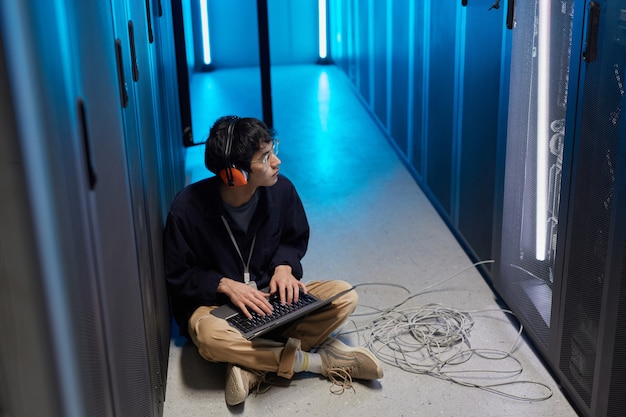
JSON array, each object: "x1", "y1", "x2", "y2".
[{"x1": 204, "y1": 116, "x2": 276, "y2": 174}]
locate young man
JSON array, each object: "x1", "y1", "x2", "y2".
[{"x1": 163, "y1": 116, "x2": 383, "y2": 406}]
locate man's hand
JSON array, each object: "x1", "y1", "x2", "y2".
[
  {"x1": 269, "y1": 265, "x2": 307, "y2": 305},
  {"x1": 217, "y1": 278, "x2": 272, "y2": 319}
]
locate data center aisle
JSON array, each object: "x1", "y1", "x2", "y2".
[{"x1": 164, "y1": 64, "x2": 577, "y2": 417}]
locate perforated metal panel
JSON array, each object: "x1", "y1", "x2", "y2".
[
  {"x1": 557, "y1": 1, "x2": 626, "y2": 414},
  {"x1": 498, "y1": 0, "x2": 575, "y2": 351},
  {"x1": 558, "y1": 2, "x2": 625, "y2": 411},
  {"x1": 457, "y1": 3, "x2": 503, "y2": 263},
  {"x1": 607, "y1": 240, "x2": 626, "y2": 417},
  {"x1": 558, "y1": 90, "x2": 616, "y2": 405}
]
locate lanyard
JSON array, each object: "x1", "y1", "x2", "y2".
[{"x1": 221, "y1": 215, "x2": 256, "y2": 284}]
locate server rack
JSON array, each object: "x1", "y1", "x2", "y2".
[
  {"x1": 329, "y1": 0, "x2": 626, "y2": 415},
  {"x1": 327, "y1": 0, "x2": 503, "y2": 266},
  {"x1": 0, "y1": 0, "x2": 184, "y2": 415},
  {"x1": 497, "y1": 1, "x2": 626, "y2": 415}
]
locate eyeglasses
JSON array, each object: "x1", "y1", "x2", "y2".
[{"x1": 250, "y1": 139, "x2": 280, "y2": 166}]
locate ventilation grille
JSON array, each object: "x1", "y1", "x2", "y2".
[{"x1": 607, "y1": 239, "x2": 626, "y2": 416}]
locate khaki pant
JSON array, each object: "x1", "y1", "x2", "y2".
[{"x1": 188, "y1": 280, "x2": 357, "y2": 379}]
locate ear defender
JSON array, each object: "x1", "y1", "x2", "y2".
[
  {"x1": 219, "y1": 166, "x2": 248, "y2": 186},
  {"x1": 219, "y1": 117, "x2": 249, "y2": 187}
]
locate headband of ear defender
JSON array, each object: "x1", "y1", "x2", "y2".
[{"x1": 218, "y1": 116, "x2": 249, "y2": 187}]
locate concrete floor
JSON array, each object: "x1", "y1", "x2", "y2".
[{"x1": 163, "y1": 65, "x2": 579, "y2": 416}]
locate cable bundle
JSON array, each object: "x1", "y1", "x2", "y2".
[
  {"x1": 340, "y1": 261, "x2": 554, "y2": 402},
  {"x1": 367, "y1": 303, "x2": 475, "y2": 374}
]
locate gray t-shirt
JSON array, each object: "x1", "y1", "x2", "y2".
[{"x1": 223, "y1": 190, "x2": 259, "y2": 233}]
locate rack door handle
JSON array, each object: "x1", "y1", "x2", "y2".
[
  {"x1": 77, "y1": 99, "x2": 97, "y2": 190},
  {"x1": 114, "y1": 39, "x2": 129, "y2": 107},
  {"x1": 506, "y1": 0, "x2": 515, "y2": 29},
  {"x1": 145, "y1": 0, "x2": 154, "y2": 43},
  {"x1": 128, "y1": 20, "x2": 140, "y2": 82},
  {"x1": 583, "y1": 2, "x2": 600, "y2": 62}
]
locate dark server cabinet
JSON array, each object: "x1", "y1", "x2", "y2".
[
  {"x1": 388, "y1": 0, "x2": 410, "y2": 156},
  {"x1": 421, "y1": 0, "x2": 504, "y2": 255},
  {"x1": 425, "y1": 1, "x2": 456, "y2": 215},
  {"x1": 455, "y1": 2, "x2": 502, "y2": 265},
  {"x1": 108, "y1": 0, "x2": 173, "y2": 413},
  {"x1": 496, "y1": 0, "x2": 626, "y2": 415},
  {"x1": 327, "y1": 1, "x2": 503, "y2": 265},
  {"x1": 0, "y1": 0, "x2": 183, "y2": 416},
  {"x1": 1, "y1": 2, "x2": 124, "y2": 415},
  {"x1": 557, "y1": 1, "x2": 626, "y2": 415}
]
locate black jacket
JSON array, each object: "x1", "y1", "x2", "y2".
[{"x1": 163, "y1": 174, "x2": 310, "y2": 337}]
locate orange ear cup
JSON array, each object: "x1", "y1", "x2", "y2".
[{"x1": 219, "y1": 167, "x2": 248, "y2": 187}]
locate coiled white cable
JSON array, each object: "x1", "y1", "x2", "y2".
[{"x1": 338, "y1": 260, "x2": 554, "y2": 402}]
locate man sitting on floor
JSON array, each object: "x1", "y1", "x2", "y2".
[{"x1": 163, "y1": 115, "x2": 383, "y2": 406}]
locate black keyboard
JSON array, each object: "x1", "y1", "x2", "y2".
[{"x1": 227, "y1": 292, "x2": 318, "y2": 333}]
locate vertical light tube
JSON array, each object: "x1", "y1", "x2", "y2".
[
  {"x1": 318, "y1": 0, "x2": 327, "y2": 59},
  {"x1": 200, "y1": 0, "x2": 211, "y2": 65},
  {"x1": 536, "y1": 1, "x2": 551, "y2": 261}
]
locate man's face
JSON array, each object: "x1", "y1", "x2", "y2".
[{"x1": 248, "y1": 140, "x2": 280, "y2": 187}]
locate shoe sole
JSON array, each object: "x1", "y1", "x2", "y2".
[{"x1": 225, "y1": 365, "x2": 247, "y2": 406}]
